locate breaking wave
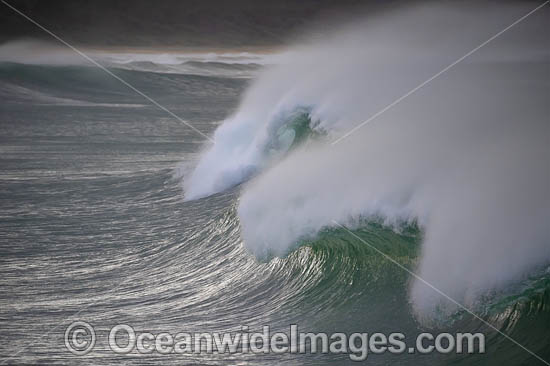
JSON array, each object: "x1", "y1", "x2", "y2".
[{"x1": 184, "y1": 2, "x2": 550, "y2": 319}]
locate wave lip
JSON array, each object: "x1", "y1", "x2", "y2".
[{"x1": 183, "y1": 106, "x2": 319, "y2": 200}]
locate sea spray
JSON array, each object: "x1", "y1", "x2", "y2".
[{"x1": 185, "y1": 3, "x2": 550, "y2": 319}]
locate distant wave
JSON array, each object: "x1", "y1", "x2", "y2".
[
  {"x1": 97, "y1": 50, "x2": 286, "y2": 77},
  {"x1": 0, "y1": 40, "x2": 277, "y2": 77},
  {"x1": 0, "y1": 60, "x2": 244, "y2": 108},
  {"x1": 105, "y1": 59, "x2": 262, "y2": 78},
  {"x1": 0, "y1": 81, "x2": 145, "y2": 107}
]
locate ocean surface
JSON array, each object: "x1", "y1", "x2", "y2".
[{"x1": 1, "y1": 4, "x2": 549, "y2": 364}]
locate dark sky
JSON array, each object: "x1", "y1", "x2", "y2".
[{"x1": 0, "y1": 0, "x2": 391, "y2": 48}]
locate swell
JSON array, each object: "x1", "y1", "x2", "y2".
[
  {"x1": 111, "y1": 60, "x2": 262, "y2": 77},
  {"x1": 0, "y1": 62, "x2": 245, "y2": 106}
]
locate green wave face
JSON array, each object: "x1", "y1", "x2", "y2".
[
  {"x1": 282, "y1": 221, "x2": 550, "y2": 365},
  {"x1": 265, "y1": 107, "x2": 322, "y2": 158}
]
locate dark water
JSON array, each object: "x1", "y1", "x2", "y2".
[{"x1": 0, "y1": 62, "x2": 549, "y2": 365}]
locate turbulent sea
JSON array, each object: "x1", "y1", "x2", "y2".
[{"x1": 1, "y1": 4, "x2": 549, "y2": 365}]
